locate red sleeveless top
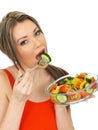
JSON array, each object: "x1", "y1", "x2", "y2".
[{"x1": 3, "y1": 69, "x2": 57, "y2": 130}]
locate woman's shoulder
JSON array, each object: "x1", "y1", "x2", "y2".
[
  {"x1": 0, "y1": 69, "x2": 10, "y2": 95},
  {"x1": 0, "y1": 66, "x2": 15, "y2": 92},
  {"x1": 0, "y1": 69, "x2": 7, "y2": 80},
  {"x1": 0, "y1": 66, "x2": 13, "y2": 79},
  {"x1": 1, "y1": 65, "x2": 17, "y2": 79}
]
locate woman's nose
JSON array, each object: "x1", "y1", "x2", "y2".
[{"x1": 31, "y1": 37, "x2": 41, "y2": 48}]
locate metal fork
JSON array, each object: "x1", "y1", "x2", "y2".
[
  {"x1": 17, "y1": 58, "x2": 48, "y2": 82},
  {"x1": 17, "y1": 65, "x2": 39, "y2": 82}
]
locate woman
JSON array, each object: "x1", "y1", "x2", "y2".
[{"x1": 0, "y1": 11, "x2": 74, "y2": 130}]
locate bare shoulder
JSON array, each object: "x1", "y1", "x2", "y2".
[
  {"x1": 0, "y1": 69, "x2": 8, "y2": 86},
  {"x1": 0, "y1": 69, "x2": 12, "y2": 98},
  {"x1": 0, "y1": 69, "x2": 12, "y2": 122}
]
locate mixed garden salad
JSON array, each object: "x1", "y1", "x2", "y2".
[{"x1": 49, "y1": 73, "x2": 97, "y2": 105}]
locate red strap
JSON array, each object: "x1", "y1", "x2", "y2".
[{"x1": 3, "y1": 69, "x2": 15, "y2": 88}]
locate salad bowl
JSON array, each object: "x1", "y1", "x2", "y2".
[{"x1": 46, "y1": 73, "x2": 98, "y2": 106}]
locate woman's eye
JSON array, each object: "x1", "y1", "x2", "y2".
[
  {"x1": 34, "y1": 30, "x2": 41, "y2": 36},
  {"x1": 20, "y1": 40, "x2": 28, "y2": 45}
]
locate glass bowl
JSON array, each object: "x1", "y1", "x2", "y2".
[{"x1": 46, "y1": 73, "x2": 98, "y2": 106}]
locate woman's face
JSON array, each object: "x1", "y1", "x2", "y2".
[{"x1": 13, "y1": 19, "x2": 47, "y2": 69}]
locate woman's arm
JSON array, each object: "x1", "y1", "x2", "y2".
[
  {"x1": 0, "y1": 70, "x2": 33, "y2": 130},
  {"x1": 54, "y1": 104, "x2": 74, "y2": 130},
  {"x1": 0, "y1": 96, "x2": 26, "y2": 130}
]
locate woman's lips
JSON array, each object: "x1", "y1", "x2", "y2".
[
  {"x1": 36, "y1": 55, "x2": 41, "y2": 61},
  {"x1": 36, "y1": 48, "x2": 45, "y2": 61}
]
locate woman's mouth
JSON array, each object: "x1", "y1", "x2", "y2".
[{"x1": 36, "y1": 48, "x2": 45, "y2": 62}]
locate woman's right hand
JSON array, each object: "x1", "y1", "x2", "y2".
[{"x1": 12, "y1": 70, "x2": 33, "y2": 102}]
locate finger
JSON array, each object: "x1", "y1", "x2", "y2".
[
  {"x1": 18, "y1": 78, "x2": 32, "y2": 95},
  {"x1": 84, "y1": 100, "x2": 88, "y2": 102},
  {"x1": 17, "y1": 71, "x2": 25, "y2": 82},
  {"x1": 90, "y1": 94, "x2": 96, "y2": 98},
  {"x1": 17, "y1": 69, "x2": 30, "y2": 84},
  {"x1": 17, "y1": 69, "x2": 30, "y2": 82},
  {"x1": 96, "y1": 86, "x2": 98, "y2": 91},
  {"x1": 26, "y1": 80, "x2": 33, "y2": 95},
  {"x1": 14, "y1": 70, "x2": 23, "y2": 85},
  {"x1": 21, "y1": 76, "x2": 31, "y2": 89},
  {"x1": 21, "y1": 70, "x2": 31, "y2": 83},
  {"x1": 84, "y1": 99, "x2": 88, "y2": 102},
  {"x1": 17, "y1": 73, "x2": 31, "y2": 89}
]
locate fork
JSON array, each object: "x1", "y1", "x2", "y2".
[{"x1": 17, "y1": 64, "x2": 39, "y2": 82}]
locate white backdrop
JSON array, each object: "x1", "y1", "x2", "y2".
[{"x1": 0, "y1": 0, "x2": 98, "y2": 130}]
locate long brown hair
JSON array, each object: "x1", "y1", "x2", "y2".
[
  {"x1": 0, "y1": 11, "x2": 68, "y2": 79},
  {"x1": 0, "y1": 11, "x2": 42, "y2": 70}
]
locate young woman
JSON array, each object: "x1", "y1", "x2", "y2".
[{"x1": 0, "y1": 11, "x2": 74, "y2": 130}]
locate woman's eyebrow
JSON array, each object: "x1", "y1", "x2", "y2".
[
  {"x1": 16, "y1": 26, "x2": 38, "y2": 43},
  {"x1": 33, "y1": 26, "x2": 38, "y2": 33},
  {"x1": 17, "y1": 36, "x2": 27, "y2": 43}
]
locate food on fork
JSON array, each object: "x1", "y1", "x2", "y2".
[
  {"x1": 38, "y1": 53, "x2": 51, "y2": 66},
  {"x1": 18, "y1": 53, "x2": 51, "y2": 81}
]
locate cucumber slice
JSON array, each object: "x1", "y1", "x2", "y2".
[
  {"x1": 85, "y1": 78, "x2": 92, "y2": 83},
  {"x1": 39, "y1": 53, "x2": 51, "y2": 66},
  {"x1": 56, "y1": 94, "x2": 68, "y2": 104},
  {"x1": 86, "y1": 88, "x2": 94, "y2": 94},
  {"x1": 58, "y1": 80, "x2": 66, "y2": 85}
]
